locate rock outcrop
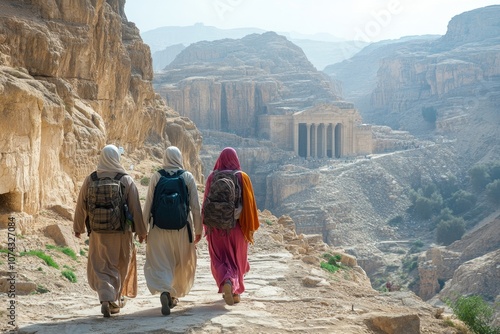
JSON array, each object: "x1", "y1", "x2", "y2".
[
  {"x1": 367, "y1": 6, "x2": 500, "y2": 136},
  {"x1": 419, "y1": 216, "x2": 500, "y2": 302},
  {"x1": 153, "y1": 32, "x2": 342, "y2": 138},
  {"x1": 0, "y1": 0, "x2": 202, "y2": 224}
]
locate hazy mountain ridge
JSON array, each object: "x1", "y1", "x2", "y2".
[{"x1": 140, "y1": 23, "x2": 368, "y2": 72}]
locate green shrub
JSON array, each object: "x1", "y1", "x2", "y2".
[
  {"x1": 388, "y1": 215, "x2": 404, "y2": 226},
  {"x1": 447, "y1": 190, "x2": 477, "y2": 215},
  {"x1": 437, "y1": 174, "x2": 460, "y2": 200},
  {"x1": 140, "y1": 176, "x2": 150, "y2": 186},
  {"x1": 36, "y1": 285, "x2": 50, "y2": 294},
  {"x1": 486, "y1": 180, "x2": 500, "y2": 203},
  {"x1": 61, "y1": 270, "x2": 77, "y2": 283},
  {"x1": 321, "y1": 253, "x2": 343, "y2": 273},
  {"x1": 487, "y1": 163, "x2": 500, "y2": 181},
  {"x1": 422, "y1": 106, "x2": 437, "y2": 123},
  {"x1": 408, "y1": 240, "x2": 424, "y2": 254},
  {"x1": 469, "y1": 165, "x2": 490, "y2": 191},
  {"x1": 436, "y1": 218, "x2": 465, "y2": 245},
  {"x1": 422, "y1": 182, "x2": 438, "y2": 198},
  {"x1": 448, "y1": 295, "x2": 500, "y2": 334},
  {"x1": 46, "y1": 245, "x2": 77, "y2": 260},
  {"x1": 20, "y1": 250, "x2": 59, "y2": 269},
  {"x1": 413, "y1": 196, "x2": 435, "y2": 220}
]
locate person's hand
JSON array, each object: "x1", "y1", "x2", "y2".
[
  {"x1": 194, "y1": 234, "x2": 202, "y2": 244},
  {"x1": 74, "y1": 232, "x2": 81, "y2": 238},
  {"x1": 138, "y1": 234, "x2": 147, "y2": 244}
]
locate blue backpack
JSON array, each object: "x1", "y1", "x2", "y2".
[{"x1": 151, "y1": 170, "x2": 191, "y2": 237}]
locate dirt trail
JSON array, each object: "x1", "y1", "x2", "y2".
[{"x1": 3, "y1": 220, "x2": 450, "y2": 334}]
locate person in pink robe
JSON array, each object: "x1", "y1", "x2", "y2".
[{"x1": 203, "y1": 147, "x2": 259, "y2": 305}]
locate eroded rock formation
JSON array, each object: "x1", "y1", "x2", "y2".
[
  {"x1": 0, "y1": 0, "x2": 202, "y2": 225},
  {"x1": 154, "y1": 32, "x2": 342, "y2": 138},
  {"x1": 370, "y1": 6, "x2": 500, "y2": 116}
]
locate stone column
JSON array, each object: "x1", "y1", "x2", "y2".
[
  {"x1": 331, "y1": 123, "x2": 336, "y2": 158},
  {"x1": 306, "y1": 123, "x2": 310, "y2": 158},
  {"x1": 311, "y1": 123, "x2": 317, "y2": 158},
  {"x1": 294, "y1": 122, "x2": 299, "y2": 156},
  {"x1": 322, "y1": 123, "x2": 327, "y2": 158}
]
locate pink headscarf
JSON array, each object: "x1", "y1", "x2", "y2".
[{"x1": 213, "y1": 147, "x2": 241, "y2": 171}]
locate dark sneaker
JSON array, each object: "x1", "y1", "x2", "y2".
[
  {"x1": 160, "y1": 292, "x2": 171, "y2": 316},
  {"x1": 101, "y1": 301, "x2": 111, "y2": 318}
]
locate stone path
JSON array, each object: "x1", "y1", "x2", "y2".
[
  {"x1": 8, "y1": 220, "x2": 448, "y2": 334},
  {"x1": 16, "y1": 242, "x2": 300, "y2": 334}
]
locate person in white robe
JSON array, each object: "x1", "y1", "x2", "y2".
[{"x1": 142, "y1": 146, "x2": 202, "y2": 315}]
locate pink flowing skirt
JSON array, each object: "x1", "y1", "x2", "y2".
[{"x1": 206, "y1": 223, "x2": 249, "y2": 294}]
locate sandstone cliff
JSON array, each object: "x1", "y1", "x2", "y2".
[
  {"x1": 420, "y1": 216, "x2": 500, "y2": 302},
  {"x1": 0, "y1": 0, "x2": 203, "y2": 226},
  {"x1": 322, "y1": 7, "x2": 499, "y2": 298},
  {"x1": 153, "y1": 32, "x2": 342, "y2": 137}
]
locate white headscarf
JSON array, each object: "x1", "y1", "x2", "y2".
[
  {"x1": 96, "y1": 144, "x2": 127, "y2": 174},
  {"x1": 163, "y1": 146, "x2": 184, "y2": 171}
]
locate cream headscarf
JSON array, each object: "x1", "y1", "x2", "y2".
[
  {"x1": 163, "y1": 146, "x2": 184, "y2": 171},
  {"x1": 96, "y1": 144, "x2": 127, "y2": 174}
]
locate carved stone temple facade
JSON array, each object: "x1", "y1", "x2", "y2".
[{"x1": 258, "y1": 103, "x2": 372, "y2": 158}]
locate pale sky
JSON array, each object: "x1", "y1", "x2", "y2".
[{"x1": 124, "y1": 0, "x2": 500, "y2": 42}]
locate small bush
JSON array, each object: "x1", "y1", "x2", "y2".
[
  {"x1": 61, "y1": 270, "x2": 77, "y2": 283},
  {"x1": 469, "y1": 165, "x2": 490, "y2": 191},
  {"x1": 422, "y1": 106, "x2": 437, "y2": 123},
  {"x1": 437, "y1": 174, "x2": 460, "y2": 200},
  {"x1": 413, "y1": 196, "x2": 435, "y2": 220},
  {"x1": 46, "y1": 245, "x2": 77, "y2": 260},
  {"x1": 488, "y1": 163, "x2": 500, "y2": 181},
  {"x1": 140, "y1": 176, "x2": 150, "y2": 186},
  {"x1": 448, "y1": 190, "x2": 477, "y2": 215},
  {"x1": 321, "y1": 261, "x2": 340, "y2": 273},
  {"x1": 486, "y1": 180, "x2": 500, "y2": 203},
  {"x1": 321, "y1": 253, "x2": 342, "y2": 273},
  {"x1": 436, "y1": 218, "x2": 465, "y2": 245},
  {"x1": 388, "y1": 215, "x2": 404, "y2": 226},
  {"x1": 448, "y1": 295, "x2": 500, "y2": 334},
  {"x1": 408, "y1": 240, "x2": 424, "y2": 254},
  {"x1": 20, "y1": 250, "x2": 59, "y2": 269},
  {"x1": 36, "y1": 285, "x2": 50, "y2": 294}
]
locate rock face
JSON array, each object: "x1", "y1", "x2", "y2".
[
  {"x1": 325, "y1": 6, "x2": 500, "y2": 142},
  {"x1": 368, "y1": 6, "x2": 500, "y2": 133},
  {"x1": 420, "y1": 217, "x2": 500, "y2": 302},
  {"x1": 438, "y1": 5, "x2": 500, "y2": 49},
  {"x1": 0, "y1": 0, "x2": 202, "y2": 222},
  {"x1": 154, "y1": 32, "x2": 341, "y2": 138}
]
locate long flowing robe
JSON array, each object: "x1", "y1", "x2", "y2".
[
  {"x1": 142, "y1": 146, "x2": 202, "y2": 297},
  {"x1": 203, "y1": 147, "x2": 259, "y2": 294},
  {"x1": 73, "y1": 145, "x2": 147, "y2": 304}
]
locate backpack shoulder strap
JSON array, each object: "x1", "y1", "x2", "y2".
[
  {"x1": 158, "y1": 169, "x2": 167, "y2": 177},
  {"x1": 114, "y1": 173, "x2": 126, "y2": 180},
  {"x1": 90, "y1": 171, "x2": 98, "y2": 181}
]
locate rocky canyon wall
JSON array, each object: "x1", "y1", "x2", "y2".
[
  {"x1": 0, "y1": 0, "x2": 202, "y2": 226},
  {"x1": 154, "y1": 32, "x2": 341, "y2": 138},
  {"x1": 370, "y1": 6, "x2": 500, "y2": 114}
]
